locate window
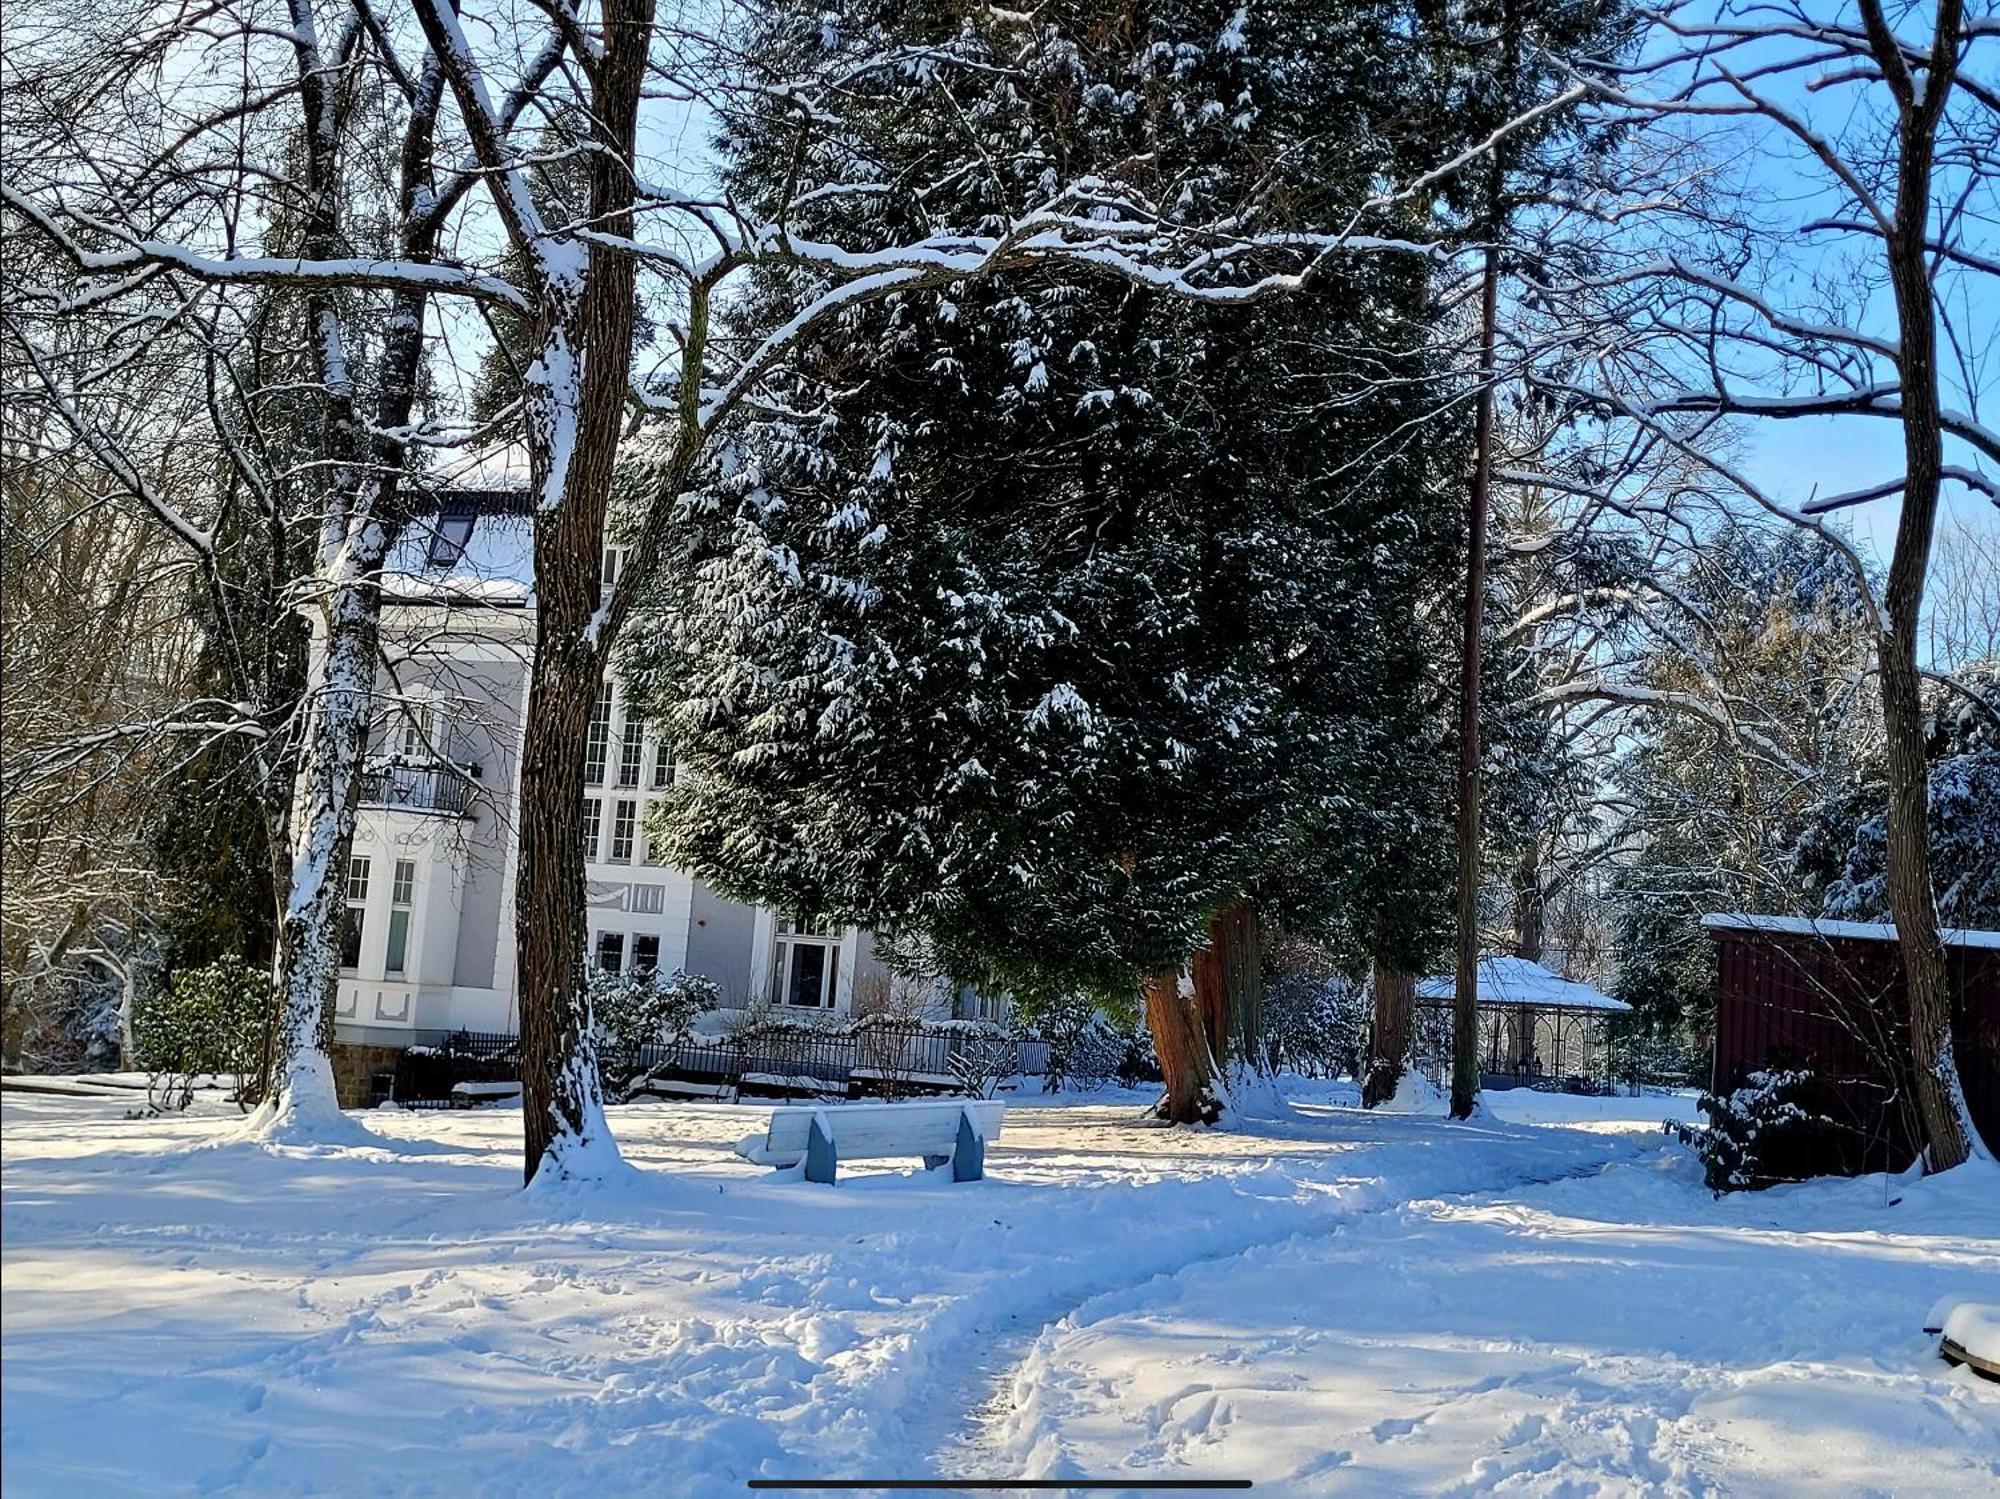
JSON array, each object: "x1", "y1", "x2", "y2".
[
  {"x1": 772, "y1": 915, "x2": 838, "y2": 1009},
  {"x1": 632, "y1": 934, "x2": 660, "y2": 974},
  {"x1": 341, "y1": 856, "x2": 371, "y2": 970},
  {"x1": 397, "y1": 702, "x2": 443, "y2": 761},
  {"x1": 652, "y1": 740, "x2": 673, "y2": 789},
  {"x1": 427, "y1": 511, "x2": 476, "y2": 568},
  {"x1": 642, "y1": 814, "x2": 665, "y2": 866},
  {"x1": 595, "y1": 931, "x2": 625, "y2": 975},
  {"x1": 601, "y1": 545, "x2": 624, "y2": 594},
  {"x1": 631, "y1": 883, "x2": 665, "y2": 915},
  {"x1": 385, "y1": 859, "x2": 416, "y2": 975},
  {"x1": 583, "y1": 798, "x2": 602, "y2": 861},
  {"x1": 608, "y1": 799, "x2": 637, "y2": 863},
  {"x1": 618, "y1": 718, "x2": 643, "y2": 788},
  {"x1": 584, "y1": 683, "x2": 612, "y2": 786}
]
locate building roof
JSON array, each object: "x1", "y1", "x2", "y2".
[
  {"x1": 1701, "y1": 913, "x2": 2000, "y2": 951},
  {"x1": 382, "y1": 447, "x2": 535, "y2": 607},
  {"x1": 1415, "y1": 955, "x2": 1631, "y2": 1013}
]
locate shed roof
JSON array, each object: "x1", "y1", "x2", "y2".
[
  {"x1": 1415, "y1": 955, "x2": 1631, "y2": 1013},
  {"x1": 1701, "y1": 913, "x2": 2000, "y2": 951}
]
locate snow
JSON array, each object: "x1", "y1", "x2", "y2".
[
  {"x1": 382, "y1": 506, "x2": 533, "y2": 605},
  {"x1": 4, "y1": 1081, "x2": 1993, "y2": 1496},
  {"x1": 1944, "y1": 1303, "x2": 2000, "y2": 1366},
  {"x1": 983, "y1": 1146, "x2": 2000, "y2": 1495},
  {"x1": 1703, "y1": 912, "x2": 2000, "y2": 951},
  {"x1": 1416, "y1": 953, "x2": 1634, "y2": 1012}
]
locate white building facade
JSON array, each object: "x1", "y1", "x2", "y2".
[{"x1": 329, "y1": 494, "x2": 887, "y2": 1047}]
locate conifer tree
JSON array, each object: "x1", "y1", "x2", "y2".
[{"x1": 628, "y1": 0, "x2": 1470, "y2": 1119}]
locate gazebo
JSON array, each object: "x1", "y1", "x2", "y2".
[{"x1": 1416, "y1": 955, "x2": 1631, "y2": 1088}]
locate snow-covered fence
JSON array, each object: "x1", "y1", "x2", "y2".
[{"x1": 385, "y1": 1025, "x2": 1048, "y2": 1108}]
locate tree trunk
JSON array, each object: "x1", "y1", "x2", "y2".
[
  {"x1": 1510, "y1": 843, "x2": 1543, "y2": 1079},
  {"x1": 1191, "y1": 898, "x2": 1263, "y2": 1074},
  {"x1": 512, "y1": 0, "x2": 656, "y2": 1185},
  {"x1": 1145, "y1": 970, "x2": 1222, "y2": 1125},
  {"x1": 1863, "y1": 0, "x2": 1976, "y2": 1171},
  {"x1": 1511, "y1": 841, "x2": 1544, "y2": 964},
  {"x1": 1450, "y1": 236, "x2": 1502, "y2": 1121},
  {"x1": 515, "y1": 623, "x2": 617, "y2": 1181},
  {"x1": 1361, "y1": 959, "x2": 1415, "y2": 1108},
  {"x1": 267, "y1": 570, "x2": 383, "y2": 1126}
]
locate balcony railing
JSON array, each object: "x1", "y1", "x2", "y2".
[{"x1": 359, "y1": 762, "x2": 477, "y2": 816}]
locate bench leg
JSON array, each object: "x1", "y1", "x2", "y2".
[
  {"x1": 951, "y1": 1110, "x2": 985, "y2": 1183},
  {"x1": 921, "y1": 1154, "x2": 950, "y2": 1171},
  {"x1": 805, "y1": 1114, "x2": 838, "y2": 1185}
]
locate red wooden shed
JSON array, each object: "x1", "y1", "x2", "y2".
[{"x1": 1703, "y1": 914, "x2": 1999, "y2": 1176}]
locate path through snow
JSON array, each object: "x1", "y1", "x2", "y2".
[{"x1": 982, "y1": 1141, "x2": 2000, "y2": 1495}]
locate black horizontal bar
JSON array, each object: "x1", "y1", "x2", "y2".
[{"x1": 747, "y1": 1482, "x2": 1251, "y2": 1491}]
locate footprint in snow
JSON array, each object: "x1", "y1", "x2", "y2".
[{"x1": 1372, "y1": 1412, "x2": 1429, "y2": 1443}]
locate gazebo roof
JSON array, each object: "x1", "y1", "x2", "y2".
[{"x1": 1415, "y1": 955, "x2": 1631, "y2": 1014}]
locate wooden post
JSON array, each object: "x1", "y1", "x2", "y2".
[{"x1": 1450, "y1": 236, "x2": 1502, "y2": 1121}]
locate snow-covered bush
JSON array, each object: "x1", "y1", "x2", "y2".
[
  {"x1": 132, "y1": 954, "x2": 271, "y2": 1110},
  {"x1": 943, "y1": 1019, "x2": 1022, "y2": 1099},
  {"x1": 1260, "y1": 965, "x2": 1369, "y2": 1079},
  {"x1": 1669, "y1": 1067, "x2": 1843, "y2": 1194},
  {"x1": 591, "y1": 969, "x2": 715, "y2": 1067},
  {"x1": 1022, "y1": 993, "x2": 1117, "y2": 1092}
]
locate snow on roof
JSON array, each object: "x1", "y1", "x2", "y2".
[
  {"x1": 1701, "y1": 913, "x2": 2000, "y2": 951},
  {"x1": 1415, "y1": 955, "x2": 1631, "y2": 1013},
  {"x1": 381, "y1": 448, "x2": 535, "y2": 606},
  {"x1": 383, "y1": 504, "x2": 534, "y2": 606},
  {"x1": 433, "y1": 441, "x2": 533, "y2": 492}
]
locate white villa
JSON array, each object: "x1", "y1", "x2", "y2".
[{"x1": 327, "y1": 485, "x2": 893, "y2": 1048}]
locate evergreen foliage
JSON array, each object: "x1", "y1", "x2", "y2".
[
  {"x1": 132, "y1": 954, "x2": 274, "y2": 1104},
  {"x1": 1669, "y1": 1066, "x2": 1844, "y2": 1195},
  {"x1": 627, "y1": 0, "x2": 1469, "y2": 1004}
]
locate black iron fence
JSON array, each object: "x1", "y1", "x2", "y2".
[{"x1": 389, "y1": 1023, "x2": 1051, "y2": 1109}]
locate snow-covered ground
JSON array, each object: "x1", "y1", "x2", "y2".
[{"x1": 3, "y1": 1081, "x2": 1993, "y2": 1496}]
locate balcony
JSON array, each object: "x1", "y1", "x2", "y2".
[{"x1": 359, "y1": 761, "x2": 478, "y2": 817}]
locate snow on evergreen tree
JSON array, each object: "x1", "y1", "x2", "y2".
[
  {"x1": 1817, "y1": 665, "x2": 2000, "y2": 931},
  {"x1": 623, "y1": 0, "x2": 1471, "y2": 1110}
]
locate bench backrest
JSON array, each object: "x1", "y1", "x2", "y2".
[{"x1": 763, "y1": 1099, "x2": 1005, "y2": 1162}]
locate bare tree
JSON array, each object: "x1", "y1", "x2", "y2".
[{"x1": 1569, "y1": 0, "x2": 1998, "y2": 1168}]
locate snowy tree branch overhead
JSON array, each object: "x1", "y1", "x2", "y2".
[{"x1": 2, "y1": 0, "x2": 1565, "y2": 469}]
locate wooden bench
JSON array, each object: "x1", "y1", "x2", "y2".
[
  {"x1": 735, "y1": 1099, "x2": 1004, "y2": 1184},
  {"x1": 629, "y1": 1077, "x2": 735, "y2": 1102},
  {"x1": 448, "y1": 1080, "x2": 522, "y2": 1108}
]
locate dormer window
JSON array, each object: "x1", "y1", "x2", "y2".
[{"x1": 428, "y1": 511, "x2": 476, "y2": 568}]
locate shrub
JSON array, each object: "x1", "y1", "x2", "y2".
[
  {"x1": 132, "y1": 955, "x2": 273, "y2": 1110},
  {"x1": 1669, "y1": 1066, "x2": 1843, "y2": 1193},
  {"x1": 591, "y1": 968, "x2": 717, "y2": 1063},
  {"x1": 1260, "y1": 964, "x2": 1369, "y2": 1079}
]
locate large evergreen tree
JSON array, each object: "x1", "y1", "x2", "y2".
[{"x1": 627, "y1": 0, "x2": 1468, "y2": 1119}]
